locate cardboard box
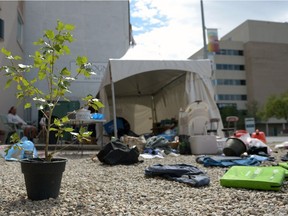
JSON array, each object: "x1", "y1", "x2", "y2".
[{"x1": 189, "y1": 135, "x2": 218, "y2": 155}]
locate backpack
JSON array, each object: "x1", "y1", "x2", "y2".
[{"x1": 97, "y1": 141, "x2": 140, "y2": 165}]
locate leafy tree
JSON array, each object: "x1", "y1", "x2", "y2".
[
  {"x1": 246, "y1": 100, "x2": 259, "y2": 119},
  {"x1": 0, "y1": 20, "x2": 104, "y2": 160},
  {"x1": 260, "y1": 91, "x2": 288, "y2": 125}
]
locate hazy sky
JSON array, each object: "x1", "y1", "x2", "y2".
[{"x1": 129, "y1": 0, "x2": 288, "y2": 59}]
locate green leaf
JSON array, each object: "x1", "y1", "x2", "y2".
[
  {"x1": 79, "y1": 126, "x2": 86, "y2": 134},
  {"x1": 60, "y1": 67, "x2": 71, "y2": 76},
  {"x1": 63, "y1": 127, "x2": 74, "y2": 132},
  {"x1": 14, "y1": 55, "x2": 22, "y2": 60},
  {"x1": 65, "y1": 24, "x2": 75, "y2": 31},
  {"x1": 30, "y1": 77, "x2": 37, "y2": 84},
  {"x1": 4, "y1": 79, "x2": 12, "y2": 89},
  {"x1": 53, "y1": 118, "x2": 64, "y2": 127},
  {"x1": 83, "y1": 95, "x2": 93, "y2": 101},
  {"x1": 24, "y1": 103, "x2": 31, "y2": 109},
  {"x1": 82, "y1": 131, "x2": 92, "y2": 137},
  {"x1": 17, "y1": 84, "x2": 22, "y2": 90},
  {"x1": 61, "y1": 116, "x2": 70, "y2": 123},
  {"x1": 9, "y1": 133, "x2": 20, "y2": 144},
  {"x1": 16, "y1": 92, "x2": 24, "y2": 99},
  {"x1": 50, "y1": 128, "x2": 58, "y2": 131},
  {"x1": 22, "y1": 79, "x2": 30, "y2": 87},
  {"x1": 76, "y1": 56, "x2": 88, "y2": 66},
  {"x1": 62, "y1": 45, "x2": 70, "y2": 54},
  {"x1": 54, "y1": 44, "x2": 62, "y2": 52},
  {"x1": 56, "y1": 20, "x2": 65, "y2": 31},
  {"x1": 45, "y1": 30, "x2": 55, "y2": 40},
  {"x1": 65, "y1": 34, "x2": 74, "y2": 43},
  {"x1": 38, "y1": 71, "x2": 46, "y2": 80},
  {"x1": 94, "y1": 101, "x2": 105, "y2": 109},
  {"x1": 1, "y1": 47, "x2": 11, "y2": 56},
  {"x1": 33, "y1": 38, "x2": 44, "y2": 45}
]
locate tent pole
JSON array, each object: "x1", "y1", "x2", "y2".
[
  {"x1": 109, "y1": 65, "x2": 118, "y2": 138},
  {"x1": 151, "y1": 95, "x2": 157, "y2": 123}
]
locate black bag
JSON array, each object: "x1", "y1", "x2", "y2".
[{"x1": 97, "y1": 141, "x2": 140, "y2": 165}]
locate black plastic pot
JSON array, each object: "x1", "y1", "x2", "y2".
[
  {"x1": 20, "y1": 158, "x2": 67, "y2": 201},
  {"x1": 223, "y1": 138, "x2": 247, "y2": 156}
]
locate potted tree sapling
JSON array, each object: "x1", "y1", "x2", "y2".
[{"x1": 0, "y1": 20, "x2": 104, "y2": 200}]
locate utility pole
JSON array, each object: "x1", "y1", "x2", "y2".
[{"x1": 200, "y1": 0, "x2": 208, "y2": 59}]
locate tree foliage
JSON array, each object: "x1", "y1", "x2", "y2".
[{"x1": 260, "y1": 91, "x2": 288, "y2": 123}]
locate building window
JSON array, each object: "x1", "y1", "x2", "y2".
[
  {"x1": 216, "y1": 49, "x2": 243, "y2": 56},
  {"x1": 216, "y1": 64, "x2": 245, "y2": 71},
  {"x1": 217, "y1": 103, "x2": 237, "y2": 109},
  {"x1": 216, "y1": 94, "x2": 247, "y2": 101},
  {"x1": 17, "y1": 12, "x2": 24, "y2": 46},
  {"x1": 213, "y1": 79, "x2": 246, "y2": 86}
]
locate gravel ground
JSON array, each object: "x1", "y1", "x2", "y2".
[{"x1": 1, "y1": 139, "x2": 288, "y2": 216}]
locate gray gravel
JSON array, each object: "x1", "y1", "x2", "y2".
[{"x1": 1, "y1": 141, "x2": 288, "y2": 216}]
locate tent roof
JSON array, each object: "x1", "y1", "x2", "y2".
[
  {"x1": 102, "y1": 58, "x2": 212, "y2": 99},
  {"x1": 107, "y1": 59, "x2": 212, "y2": 83},
  {"x1": 104, "y1": 69, "x2": 186, "y2": 98}
]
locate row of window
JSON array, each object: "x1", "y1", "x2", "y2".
[
  {"x1": 216, "y1": 64, "x2": 245, "y2": 70},
  {"x1": 215, "y1": 49, "x2": 243, "y2": 56},
  {"x1": 215, "y1": 94, "x2": 247, "y2": 101},
  {"x1": 213, "y1": 79, "x2": 246, "y2": 86},
  {"x1": 213, "y1": 50, "x2": 246, "y2": 104},
  {"x1": 217, "y1": 103, "x2": 237, "y2": 109}
]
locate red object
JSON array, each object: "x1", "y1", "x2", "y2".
[
  {"x1": 234, "y1": 130, "x2": 248, "y2": 138},
  {"x1": 251, "y1": 129, "x2": 267, "y2": 143}
]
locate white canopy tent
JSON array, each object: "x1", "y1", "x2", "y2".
[{"x1": 98, "y1": 57, "x2": 224, "y2": 137}]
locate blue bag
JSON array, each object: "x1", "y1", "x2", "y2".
[{"x1": 5, "y1": 137, "x2": 38, "y2": 161}]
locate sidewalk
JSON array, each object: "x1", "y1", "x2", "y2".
[{"x1": 266, "y1": 136, "x2": 288, "y2": 144}]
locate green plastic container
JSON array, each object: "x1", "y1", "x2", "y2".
[{"x1": 220, "y1": 166, "x2": 285, "y2": 191}]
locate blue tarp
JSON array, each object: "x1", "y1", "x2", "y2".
[{"x1": 195, "y1": 155, "x2": 272, "y2": 167}]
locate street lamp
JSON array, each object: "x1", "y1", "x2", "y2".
[{"x1": 200, "y1": 0, "x2": 208, "y2": 59}]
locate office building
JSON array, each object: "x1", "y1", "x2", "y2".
[
  {"x1": 190, "y1": 20, "x2": 288, "y2": 135},
  {"x1": 0, "y1": 0, "x2": 131, "y2": 122}
]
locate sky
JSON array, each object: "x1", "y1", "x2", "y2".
[{"x1": 128, "y1": 0, "x2": 288, "y2": 59}]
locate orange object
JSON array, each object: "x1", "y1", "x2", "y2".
[
  {"x1": 234, "y1": 130, "x2": 248, "y2": 138},
  {"x1": 251, "y1": 129, "x2": 267, "y2": 143}
]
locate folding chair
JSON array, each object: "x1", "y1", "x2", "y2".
[
  {"x1": 0, "y1": 114, "x2": 24, "y2": 143},
  {"x1": 222, "y1": 116, "x2": 239, "y2": 137}
]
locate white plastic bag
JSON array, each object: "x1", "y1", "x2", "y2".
[{"x1": 247, "y1": 137, "x2": 272, "y2": 155}]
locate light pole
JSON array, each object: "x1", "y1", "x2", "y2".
[{"x1": 200, "y1": 0, "x2": 208, "y2": 59}]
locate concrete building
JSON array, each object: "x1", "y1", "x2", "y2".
[
  {"x1": 0, "y1": 1, "x2": 25, "y2": 118},
  {"x1": 190, "y1": 20, "x2": 288, "y2": 135},
  {"x1": 0, "y1": 0, "x2": 131, "y2": 123}
]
